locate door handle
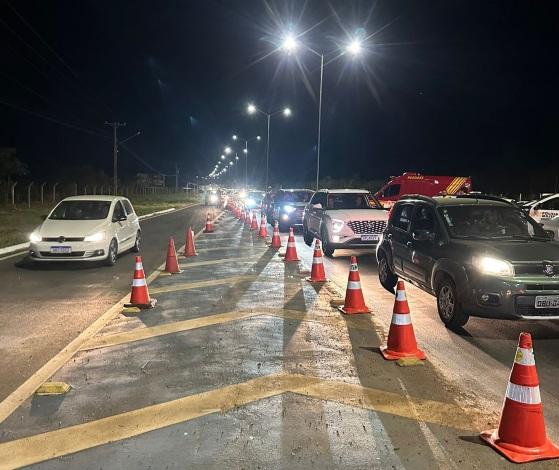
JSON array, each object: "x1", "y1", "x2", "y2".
[{"x1": 406, "y1": 241, "x2": 413, "y2": 248}]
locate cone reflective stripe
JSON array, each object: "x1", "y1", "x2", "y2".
[
  {"x1": 203, "y1": 212, "x2": 214, "y2": 233},
  {"x1": 164, "y1": 237, "x2": 182, "y2": 274},
  {"x1": 380, "y1": 281, "x2": 425, "y2": 360},
  {"x1": 250, "y1": 212, "x2": 258, "y2": 230},
  {"x1": 270, "y1": 221, "x2": 282, "y2": 248},
  {"x1": 338, "y1": 256, "x2": 369, "y2": 314},
  {"x1": 183, "y1": 227, "x2": 197, "y2": 257},
  {"x1": 307, "y1": 239, "x2": 327, "y2": 282},
  {"x1": 125, "y1": 256, "x2": 156, "y2": 309},
  {"x1": 480, "y1": 332, "x2": 559, "y2": 463},
  {"x1": 283, "y1": 227, "x2": 300, "y2": 262},
  {"x1": 258, "y1": 213, "x2": 268, "y2": 238}
]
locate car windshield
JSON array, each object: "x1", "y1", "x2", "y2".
[
  {"x1": 438, "y1": 205, "x2": 548, "y2": 240},
  {"x1": 248, "y1": 192, "x2": 263, "y2": 200},
  {"x1": 326, "y1": 193, "x2": 381, "y2": 210},
  {"x1": 282, "y1": 191, "x2": 312, "y2": 203},
  {"x1": 49, "y1": 200, "x2": 111, "y2": 220}
]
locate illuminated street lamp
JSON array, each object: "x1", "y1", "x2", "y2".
[
  {"x1": 246, "y1": 103, "x2": 292, "y2": 189},
  {"x1": 224, "y1": 146, "x2": 232, "y2": 155},
  {"x1": 230, "y1": 133, "x2": 261, "y2": 188}
]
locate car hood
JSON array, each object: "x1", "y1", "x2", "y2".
[
  {"x1": 38, "y1": 219, "x2": 107, "y2": 238},
  {"x1": 453, "y1": 239, "x2": 559, "y2": 262},
  {"x1": 325, "y1": 209, "x2": 389, "y2": 221}
]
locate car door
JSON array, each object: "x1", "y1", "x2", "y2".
[
  {"x1": 307, "y1": 192, "x2": 325, "y2": 235},
  {"x1": 532, "y1": 195, "x2": 559, "y2": 222},
  {"x1": 111, "y1": 201, "x2": 130, "y2": 249},
  {"x1": 404, "y1": 204, "x2": 438, "y2": 286},
  {"x1": 122, "y1": 199, "x2": 139, "y2": 247},
  {"x1": 389, "y1": 203, "x2": 414, "y2": 276}
]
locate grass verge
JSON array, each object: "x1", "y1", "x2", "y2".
[{"x1": 0, "y1": 193, "x2": 200, "y2": 249}]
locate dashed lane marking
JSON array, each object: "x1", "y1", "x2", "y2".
[
  {"x1": 177, "y1": 256, "x2": 256, "y2": 268},
  {"x1": 149, "y1": 275, "x2": 259, "y2": 294},
  {"x1": 195, "y1": 245, "x2": 269, "y2": 253},
  {"x1": 0, "y1": 373, "x2": 475, "y2": 469}
]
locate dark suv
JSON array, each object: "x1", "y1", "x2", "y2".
[{"x1": 377, "y1": 195, "x2": 559, "y2": 329}]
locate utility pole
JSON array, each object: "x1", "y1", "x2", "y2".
[
  {"x1": 175, "y1": 163, "x2": 179, "y2": 192},
  {"x1": 105, "y1": 121, "x2": 126, "y2": 195}
]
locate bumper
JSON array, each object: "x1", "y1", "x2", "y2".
[
  {"x1": 278, "y1": 211, "x2": 304, "y2": 226},
  {"x1": 29, "y1": 241, "x2": 108, "y2": 262},
  {"x1": 327, "y1": 234, "x2": 380, "y2": 250},
  {"x1": 463, "y1": 273, "x2": 559, "y2": 320}
]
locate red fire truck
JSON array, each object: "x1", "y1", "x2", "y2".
[{"x1": 375, "y1": 172, "x2": 472, "y2": 207}]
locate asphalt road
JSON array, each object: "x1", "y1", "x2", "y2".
[
  {"x1": 0, "y1": 204, "x2": 208, "y2": 402},
  {"x1": 312, "y1": 245, "x2": 559, "y2": 442}
]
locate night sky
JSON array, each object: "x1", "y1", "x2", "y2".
[{"x1": 1, "y1": 0, "x2": 558, "y2": 193}]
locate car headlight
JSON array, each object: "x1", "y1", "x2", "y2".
[
  {"x1": 283, "y1": 205, "x2": 295, "y2": 213},
  {"x1": 331, "y1": 219, "x2": 345, "y2": 233},
  {"x1": 209, "y1": 194, "x2": 218, "y2": 203},
  {"x1": 84, "y1": 232, "x2": 105, "y2": 242},
  {"x1": 239, "y1": 190, "x2": 247, "y2": 199},
  {"x1": 246, "y1": 198, "x2": 256, "y2": 206},
  {"x1": 29, "y1": 232, "x2": 41, "y2": 243},
  {"x1": 472, "y1": 256, "x2": 514, "y2": 277}
]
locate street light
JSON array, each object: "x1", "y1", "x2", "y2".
[
  {"x1": 230, "y1": 133, "x2": 261, "y2": 189},
  {"x1": 279, "y1": 33, "x2": 364, "y2": 190},
  {"x1": 245, "y1": 103, "x2": 292, "y2": 189},
  {"x1": 224, "y1": 146, "x2": 232, "y2": 155}
]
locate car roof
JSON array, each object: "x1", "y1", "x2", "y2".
[
  {"x1": 279, "y1": 188, "x2": 313, "y2": 192},
  {"x1": 62, "y1": 195, "x2": 125, "y2": 202},
  {"x1": 400, "y1": 195, "x2": 513, "y2": 207},
  {"x1": 318, "y1": 188, "x2": 370, "y2": 194}
]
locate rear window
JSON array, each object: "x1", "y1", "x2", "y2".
[
  {"x1": 282, "y1": 191, "x2": 312, "y2": 203},
  {"x1": 326, "y1": 193, "x2": 381, "y2": 210},
  {"x1": 49, "y1": 200, "x2": 111, "y2": 220}
]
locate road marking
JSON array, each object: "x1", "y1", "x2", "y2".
[
  {"x1": 178, "y1": 256, "x2": 255, "y2": 268},
  {"x1": 149, "y1": 275, "x2": 258, "y2": 294},
  {"x1": 0, "y1": 373, "x2": 474, "y2": 469},
  {"x1": 0, "y1": 207, "x2": 218, "y2": 425},
  {"x1": 195, "y1": 246, "x2": 268, "y2": 253}
]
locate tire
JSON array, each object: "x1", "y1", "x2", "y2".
[
  {"x1": 105, "y1": 238, "x2": 118, "y2": 266},
  {"x1": 132, "y1": 231, "x2": 141, "y2": 253},
  {"x1": 321, "y1": 227, "x2": 335, "y2": 257},
  {"x1": 378, "y1": 251, "x2": 398, "y2": 293},
  {"x1": 436, "y1": 276, "x2": 469, "y2": 329},
  {"x1": 302, "y1": 222, "x2": 314, "y2": 247}
]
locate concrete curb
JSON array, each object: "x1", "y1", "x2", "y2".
[{"x1": 0, "y1": 204, "x2": 199, "y2": 258}]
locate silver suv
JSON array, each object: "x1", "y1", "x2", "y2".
[{"x1": 302, "y1": 189, "x2": 389, "y2": 256}]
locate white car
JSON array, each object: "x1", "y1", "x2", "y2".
[
  {"x1": 303, "y1": 189, "x2": 389, "y2": 256},
  {"x1": 526, "y1": 193, "x2": 559, "y2": 222},
  {"x1": 28, "y1": 195, "x2": 141, "y2": 265},
  {"x1": 541, "y1": 215, "x2": 559, "y2": 241}
]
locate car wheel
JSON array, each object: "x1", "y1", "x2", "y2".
[
  {"x1": 105, "y1": 238, "x2": 118, "y2": 266},
  {"x1": 302, "y1": 223, "x2": 314, "y2": 247},
  {"x1": 321, "y1": 227, "x2": 335, "y2": 257},
  {"x1": 378, "y1": 251, "x2": 398, "y2": 293},
  {"x1": 132, "y1": 231, "x2": 141, "y2": 253},
  {"x1": 436, "y1": 277, "x2": 469, "y2": 329}
]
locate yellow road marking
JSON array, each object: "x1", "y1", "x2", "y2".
[
  {"x1": 0, "y1": 373, "x2": 474, "y2": 469},
  {"x1": 149, "y1": 275, "x2": 258, "y2": 294},
  {"x1": 178, "y1": 256, "x2": 255, "y2": 268},
  {"x1": 196, "y1": 246, "x2": 268, "y2": 253}
]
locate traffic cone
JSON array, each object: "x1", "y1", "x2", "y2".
[
  {"x1": 250, "y1": 212, "x2": 258, "y2": 230},
  {"x1": 183, "y1": 227, "x2": 197, "y2": 257},
  {"x1": 124, "y1": 256, "x2": 156, "y2": 309},
  {"x1": 258, "y1": 213, "x2": 268, "y2": 238},
  {"x1": 480, "y1": 332, "x2": 559, "y2": 463},
  {"x1": 245, "y1": 210, "x2": 252, "y2": 226},
  {"x1": 163, "y1": 237, "x2": 182, "y2": 274},
  {"x1": 307, "y1": 239, "x2": 328, "y2": 282},
  {"x1": 283, "y1": 227, "x2": 300, "y2": 262},
  {"x1": 203, "y1": 212, "x2": 214, "y2": 233},
  {"x1": 270, "y1": 221, "x2": 282, "y2": 248},
  {"x1": 338, "y1": 256, "x2": 369, "y2": 314},
  {"x1": 380, "y1": 281, "x2": 426, "y2": 360}
]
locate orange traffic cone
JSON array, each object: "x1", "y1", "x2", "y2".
[
  {"x1": 250, "y1": 212, "x2": 258, "y2": 230},
  {"x1": 307, "y1": 239, "x2": 327, "y2": 282},
  {"x1": 338, "y1": 256, "x2": 369, "y2": 314},
  {"x1": 245, "y1": 210, "x2": 252, "y2": 226},
  {"x1": 380, "y1": 281, "x2": 425, "y2": 360},
  {"x1": 283, "y1": 227, "x2": 300, "y2": 262},
  {"x1": 258, "y1": 213, "x2": 268, "y2": 238},
  {"x1": 164, "y1": 237, "x2": 182, "y2": 274},
  {"x1": 203, "y1": 212, "x2": 214, "y2": 233},
  {"x1": 270, "y1": 221, "x2": 282, "y2": 248},
  {"x1": 480, "y1": 332, "x2": 559, "y2": 463},
  {"x1": 183, "y1": 227, "x2": 197, "y2": 257},
  {"x1": 125, "y1": 256, "x2": 156, "y2": 308}
]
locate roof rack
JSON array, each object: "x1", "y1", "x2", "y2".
[
  {"x1": 454, "y1": 194, "x2": 517, "y2": 206},
  {"x1": 399, "y1": 194, "x2": 436, "y2": 204}
]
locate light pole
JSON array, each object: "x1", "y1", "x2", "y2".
[
  {"x1": 246, "y1": 104, "x2": 291, "y2": 190},
  {"x1": 280, "y1": 34, "x2": 363, "y2": 190},
  {"x1": 231, "y1": 135, "x2": 260, "y2": 189},
  {"x1": 104, "y1": 122, "x2": 140, "y2": 194}
]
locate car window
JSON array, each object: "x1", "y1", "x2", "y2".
[
  {"x1": 122, "y1": 200, "x2": 134, "y2": 215},
  {"x1": 283, "y1": 191, "x2": 312, "y2": 203},
  {"x1": 326, "y1": 193, "x2": 376, "y2": 210},
  {"x1": 49, "y1": 200, "x2": 111, "y2": 220},
  {"x1": 113, "y1": 201, "x2": 126, "y2": 221},
  {"x1": 391, "y1": 204, "x2": 414, "y2": 231},
  {"x1": 411, "y1": 205, "x2": 435, "y2": 231},
  {"x1": 539, "y1": 197, "x2": 559, "y2": 210},
  {"x1": 310, "y1": 193, "x2": 326, "y2": 206}
]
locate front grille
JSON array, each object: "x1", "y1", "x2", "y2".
[
  {"x1": 514, "y1": 263, "x2": 559, "y2": 276},
  {"x1": 525, "y1": 284, "x2": 559, "y2": 291},
  {"x1": 347, "y1": 220, "x2": 386, "y2": 235},
  {"x1": 39, "y1": 251, "x2": 85, "y2": 257},
  {"x1": 515, "y1": 296, "x2": 559, "y2": 317},
  {"x1": 42, "y1": 237, "x2": 85, "y2": 242}
]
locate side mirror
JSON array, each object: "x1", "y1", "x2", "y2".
[
  {"x1": 313, "y1": 203, "x2": 323, "y2": 209},
  {"x1": 412, "y1": 230, "x2": 434, "y2": 242}
]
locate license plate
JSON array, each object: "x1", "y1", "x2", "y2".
[
  {"x1": 361, "y1": 234, "x2": 380, "y2": 241},
  {"x1": 50, "y1": 246, "x2": 72, "y2": 254},
  {"x1": 535, "y1": 295, "x2": 559, "y2": 308}
]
